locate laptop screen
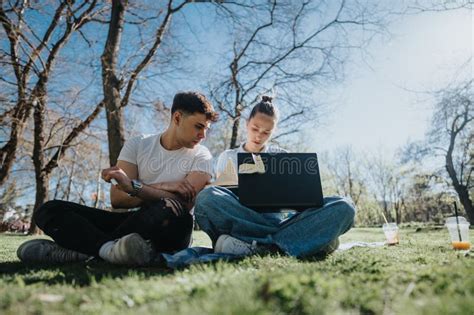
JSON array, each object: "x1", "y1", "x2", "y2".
[{"x1": 237, "y1": 153, "x2": 324, "y2": 211}]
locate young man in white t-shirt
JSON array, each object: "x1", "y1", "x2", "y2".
[{"x1": 17, "y1": 92, "x2": 218, "y2": 266}]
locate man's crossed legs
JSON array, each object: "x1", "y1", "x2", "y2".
[{"x1": 17, "y1": 199, "x2": 192, "y2": 265}]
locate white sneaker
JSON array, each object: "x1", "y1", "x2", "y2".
[
  {"x1": 214, "y1": 234, "x2": 257, "y2": 256},
  {"x1": 99, "y1": 233, "x2": 152, "y2": 266},
  {"x1": 17, "y1": 239, "x2": 90, "y2": 263}
]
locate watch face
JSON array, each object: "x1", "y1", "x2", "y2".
[
  {"x1": 129, "y1": 180, "x2": 142, "y2": 197},
  {"x1": 132, "y1": 180, "x2": 142, "y2": 190}
]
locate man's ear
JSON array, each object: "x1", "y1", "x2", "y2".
[{"x1": 172, "y1": 111, "x2": 182, "y2": 126}]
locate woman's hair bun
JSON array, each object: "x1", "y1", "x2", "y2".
[
  {"x1": 248, "y1": 95, "x2": 278, "y2": 121},
  {"x1": 261, "y1": 95, "x2": 273, "y2": 103}
]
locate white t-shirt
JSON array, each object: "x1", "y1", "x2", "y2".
[
  {"x1": 118, "y1": 134, "x2": 213, "y2": 184},
  {"x1": 215, "y1": 143, "x2": 287, "y2": 178}
]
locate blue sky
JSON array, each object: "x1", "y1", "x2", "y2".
[
  {"x1": 308, "y1": 8, "x2": 472, "y2": 155},
  {"x1": 128, "y1": 3, "x2": 472, "y2": 157}
]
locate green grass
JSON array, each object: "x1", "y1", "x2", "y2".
[{"x1": 1, "y1": 228, "x2": 473, "y2": 315}]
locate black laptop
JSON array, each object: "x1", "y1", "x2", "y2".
[{"x1": 236, "y1": 153, "x2": 324, "y2": 211}]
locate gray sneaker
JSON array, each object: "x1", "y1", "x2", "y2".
[
  {"x1": 17, "y1": 239, "x2": 90, "y2": 263},
  {"x1": 214, "y1": 234, "x2": 258, "y2": 256},
  {"x1": 100, "y1": 233, "x2": 152, "y2": 266}
]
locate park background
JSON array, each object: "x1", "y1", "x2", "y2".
[
  {"x1": 0, "y1": 0, "x2": 472, "y2": 233},
  {"x1": 0, "y1": 2, "x2": 473, "y2": 315}
]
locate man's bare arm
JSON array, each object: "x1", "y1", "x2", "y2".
[
  {"x1": 105, "y1": 161, "x2": 210, "y2": 210},
  {"x1": 149, "y1": 171, "x2": 211, "y2": 209},
  {"x1": 106, "y1": 161, "x2": 181, "y2": 209},
  {"x1": 108, "y1": 161, "x2": 141, "y2": 209},
  {"x1": 185, "y1": 171, "x2": 212, "y2": 195}
]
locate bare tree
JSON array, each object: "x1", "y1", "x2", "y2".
[
  {"x1": 388, "y1": 167, "x2": 409, "y2": 224},
  {"x1": 0, "y1": 179, "x2": 17, "y2": 214},
  {"x1": 45, "y1": 136, "x2": 106, "y2": 206},
  {"x1": 2, "y1": 1, "x2": 224, "y2": 234},
  {"x1": 364, "y1": 152, "x2": 400, "y2": 223},
  {"x1": 325, "y1": 146, "x2": 366, "y2": 207},
  {"x1": 101, "y1": 0, "x2": 192, "y2": 165},
  {"x1": 0, "y1": 1, "x2": 105, "y2": 188},
  {"x1": 209, "y1": 0, "x2": 388, "y2": 148},
  {"x1": 427, "y1": 79, "x2": 473, "y2": 222},
  {"x1": 0, "y1": 1, "x2": 110, "y2": 233}
]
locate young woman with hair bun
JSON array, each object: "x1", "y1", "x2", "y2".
[{"x1": 195, "y1": 95, "x2": 356, "y2": 258}]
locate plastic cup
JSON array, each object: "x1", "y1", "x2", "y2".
[
  {"x1": 445, "y1": 217, "x2": 470, "y2": 250},
  {"x1": 382, "y1": 223, "x2": 399, "y2": 245}
]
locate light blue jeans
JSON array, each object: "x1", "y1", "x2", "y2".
[
  {"x1": 158, "y1": 186, "x2": 356, "y2": 268},
  {"x1": 194, "y1": 186, "x2": 356, "y2": 258}
]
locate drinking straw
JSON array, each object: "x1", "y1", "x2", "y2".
[
  {"x1": 381, "y1": 212, "x2": 389, "y2": 224},
  {"x1": 453, "y1": 202, "x2": 463, "y2": 242}
]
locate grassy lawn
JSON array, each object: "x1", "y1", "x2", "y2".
[{"x1": 0, "y1": 228, "x2": 473, "y2": 315}]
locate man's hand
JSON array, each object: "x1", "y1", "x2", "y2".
[
  {"x1": 150, "y1": 179, "x2": 196, "y2": 203},
  {"x1": 163, "y1": 198, "x2": 187, "y2": 216},
  {"x1": 102, "y1": 166, "x2": 133, "y2": 194}
]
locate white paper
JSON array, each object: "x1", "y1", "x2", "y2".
[{"x1": 238, "y1": 154, "x2": 265, "y2": 174}]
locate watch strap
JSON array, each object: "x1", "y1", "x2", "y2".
[{"x1": 128, "y1": 179, "x2": 142, "y2": 197}]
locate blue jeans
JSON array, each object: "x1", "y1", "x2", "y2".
[{"x1": 194, "y1": 186, "x2": 356, "y2": 258}]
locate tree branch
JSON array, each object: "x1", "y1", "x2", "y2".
[
  {"x1": 43, "y1": 101, "x2": 104, "y2": 175},
  {"x1": 120, "y1": 0, "x2": 191, "y2": 108}
]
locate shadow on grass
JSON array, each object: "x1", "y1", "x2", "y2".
[
  {"x1": 0, "y1": 259, "x2": 174, "y2": 287},
  {"x1": 0, "y1": 254, "x2": 253, "y2": 287}
]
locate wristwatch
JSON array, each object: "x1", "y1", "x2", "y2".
[{"x1": 128, "y1": 179, "x2": 143, "y2": 197}]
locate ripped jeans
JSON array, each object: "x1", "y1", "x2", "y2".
[{"x1": 34, "y1": 199, "x2": 193, "y2": 256}]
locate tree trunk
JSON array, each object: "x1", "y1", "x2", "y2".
[
  {"x1": 382, "y1": 200, "x2": 390, "y2": 222},
  {"x1": 64, "y1": 153, "x2": 77, "y2": 201},
  {"x1": 0, "y1": 6, "x2": 31, "y2": 186},
  {"x1": 105, "y1": 106, "x2": 125, "y2": 165},
  {"x1": 94, "y1": 149, "x2": 103, "y2": 208},
  {"x1": 394, "y1": 203, "x2": 401, "y2": 224},
  {"x1": 101, "y1": 0, "x2": 128, "y2": 165},
  {"x1": 446, "y1": 125, "x2": 474, "y2": 223},
  {"x1": 0, "y1": 99, "x2": 32, "y2": 185},
  {"x1": 53, "y1": 167, "x2": 63, "y2": 200},
  {"x1": 29, "y1": 172, "x2": 50, "y2": 234},
  {"x1": 456, "y1": 187, "x2": 474, "y2": 223},
  {"x1": 30, "y1": 86, "x2": 47, "y2": 234},
  {"x1": 229, "y1": 115, "x2": 241, "y2": 149}
]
